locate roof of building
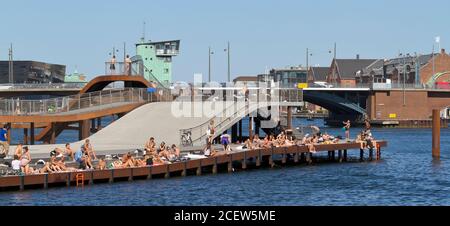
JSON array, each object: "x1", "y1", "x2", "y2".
[
  {"x1": 233, "y1": 76, "x2": 258, "y2": 83},
  {"x1": 361, "y1": 53, "x2": 440, "y2": 77},
  {"x1": 310, "y1": 67, "x2": 329, "y2": 81},
  {"x1": 334, "y1": 59, "x2": 379, "y2": 79}
]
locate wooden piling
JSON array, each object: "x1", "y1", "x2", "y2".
[
  {"x1": 432, "y1": 109, "x2": 440, "y2": 159},
  {"x1": 360, "y1": 149, "x2": 364, "y2": 161},
  {"x1": 147, "y1": 167, "x2": 152, "y2": 179},
  {"x1": 343, "y1": 149, "x2": 348, "y2": 161},
  {"x1": 30, "y1": 122, "x2": 35, "y2": 145},
  {"x1": 196, "y1": 160, "x2": 202, "y2": 176},
  {"x1": 294, "y1": 152, "x2": 299, "y2": 163},
  {"x1": 228, "y1": 155, "x2": 233, "y2": 172},
  {"x1": 306, "y1": 152, "x2": 313, "y2": 164},
  {"x1": 181, "y1": 162, "x2": 187, "y2": 177},
  {"x1": 282, "y1": 148, "x2": 287, "y2": 164},
  {"x1": 213, "y1": 158, "x2": 218, "y2": 174},
  {"x1": 23, "y1": 128, "x2": 28, "y2": 145},
  {"x1": 269, "y1": 148, "x2": 274, "y2": 167},
  {"x1": 256, "y1": 149, "x2": 261, "y2": 167},
  {"x1": 338, "y1": 150, "x2": 342, "y2": 162},
  {"x1": 242, "y1": 151, "x2": 247, "y2": 169},
  {"x1": 44, "y1": 174, "x2": 48, "y2": 189},
  {"x1": 164, "y1": 165, "x2": 170, "y2": 179}
]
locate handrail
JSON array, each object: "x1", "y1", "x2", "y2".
[
  {"x1": 0, "y1": 87, "x2": 172, "y2": 116},
  {"x1": 0, "y1": 83, "x2": 86, "y2": 90},
  {"x1": 179, "y1": 88, "x2": 304, "y2": 146}
]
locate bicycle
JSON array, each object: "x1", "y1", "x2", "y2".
[{"x1": 181, "y1": 131, "x2": 193, "y2": 146}]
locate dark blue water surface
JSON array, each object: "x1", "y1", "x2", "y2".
[{"x1": 1, "y1": 118, "x2": 450, "y2": 206}]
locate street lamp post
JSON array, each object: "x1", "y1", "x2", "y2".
[
  {"x1": 224, "y1": 42, "x2": 230, "y2": 82},
  {"x1": 208, "y1": 47, "x2": 214, "y2": 82}
]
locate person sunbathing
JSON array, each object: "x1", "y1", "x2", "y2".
[{"x1": 152, "y1": 155, "x2": 165, "y2": 166}]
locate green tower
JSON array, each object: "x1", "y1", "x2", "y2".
[{"x1": 136, "y1": 40, "x2": 180, "y2": 87}]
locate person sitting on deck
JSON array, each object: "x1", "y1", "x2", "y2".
[
  {"x1": 11, "y1": 154, "x2": 21, "y2": 173},
  {"x1": 145, "y1": 137, "x2": 156, "y2": 156},
  {"x1": 121, "y1": 152, "x2": 136, "y2": 168},
  {"x1": 243, "y1": 138, "x2": 253, "y2": 150},
  {"x1": 304, "y1": 135, "x2": 317, "y2": 153},
  {"x1": 97, "y1": 158, "x2": 107, "y2": 170},
  {"x1": 364, "y1": 130, "x2": 377, "y2": 150},
  {"x1": 204, "y1": 140, "x2": 213, "y2": 156},
  {"x1": 252, "y1": 134, "x2": 261, "y2": 149},
  {"x1": 83, "y1": 139, "x2": 97, "y2": 160},
  {"x1": 158, "y1": 141, "x2": 166, "y2": 154},
  {"x1": 20, "y1": 146, "x2": 31, "y2": 174},
  {"x1": 171, "y1": 144, "x2": 181, "y2": 159},
  {"x1": 14, "y1": 144, "x2": 23, "y2": 160},
  {"x1": 65, "y1": 143, "x2": 75, "y2": 161},
  {"x1": 55, "y1": 154, "x2": 69, "y2": 171},
  {"x1": 49, "y1": 155, "x2": 63, "y2": 172},
  {"x1": 355, "y1": 132, "x2": 366, "y2": 150},
  {"x1": 261, "y1": 135, "x2": 271, "y2": 149},
  {"x1": 158, "y1": 146, "x2": 171, "y2": 160}
]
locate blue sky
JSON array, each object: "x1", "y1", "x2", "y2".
[{"x1": 0, "y1": 0, "x2": 449, "y2": 82}]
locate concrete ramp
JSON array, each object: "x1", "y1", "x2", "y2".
[{"x1": 21, "y1": 101, "x2": 232, "y2": 157}]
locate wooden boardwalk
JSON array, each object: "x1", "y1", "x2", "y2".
[{"x1": 0, "y1": 141, "x2": 387, "y2": 191}]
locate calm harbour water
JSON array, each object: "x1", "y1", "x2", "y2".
[{"x1": 1, "y1": 118, "x2": 450, "y2": 206}]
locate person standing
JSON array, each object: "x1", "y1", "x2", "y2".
[
  {"x1": 364, "y1": 118, "x2": 371, "y2": 130},
  {"x1": 0, "y1": 125, "x2": 9, "y2": 159},
  {"x1": 343, "y1": 120, "x2": 351, "y2": 142},
  {"x1": 110, "y1": 55, "x2": 116, "y2": 74},
  {"x1": 125, "y1": 55, "x2": 132, "y2": 75}
]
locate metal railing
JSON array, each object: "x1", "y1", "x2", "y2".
[
  {"x1": 179, "y1": 88, "x2": 304, "y2": 146},
  {"x1": 0, "y1": 83, "x2": 86, "y2": 90},
  {"x1": 306, "y1": 82, "x2": 449, "y2": 90},
  {"x1": 104, "y1": 61, "x2": 144, "y2": 76},
  {"x1": 0, "y1": 88, "x2": 173, "y2": 116}
]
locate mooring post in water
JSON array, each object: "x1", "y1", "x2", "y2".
[{"x1": 432, "y1": 109, "x2": 441, "y2": 159}]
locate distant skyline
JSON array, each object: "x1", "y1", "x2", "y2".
[{"x1": 0, "y1": 0, "x2": 449, "y2": 82}]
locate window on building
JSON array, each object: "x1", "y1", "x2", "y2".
[{"x1": 164, "y1": 68, "x2": 169, "y2": 73}]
